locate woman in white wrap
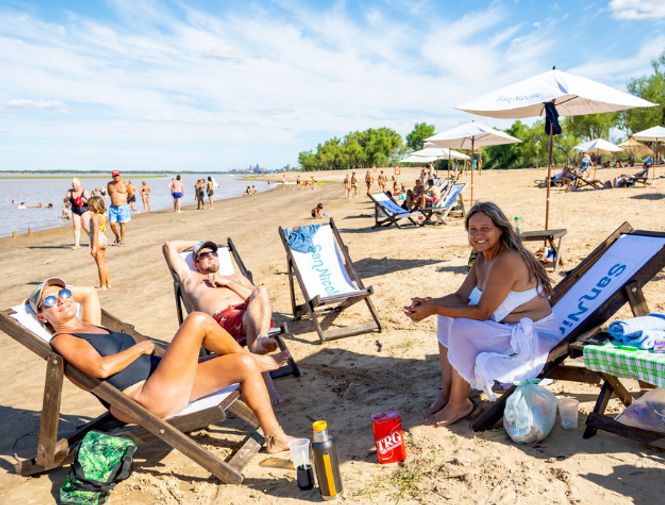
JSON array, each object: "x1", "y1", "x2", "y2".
[{"x1": 405, "y1": 202, "x2": 559, "y2": 427}]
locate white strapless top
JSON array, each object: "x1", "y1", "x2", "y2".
[{"x1": 468, "y1": 285, "x2": 543, "y2": 322}]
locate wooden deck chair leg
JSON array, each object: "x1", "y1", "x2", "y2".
[
  {"x1": 36, "y1": 352, "x2": 65, "y2": 468},
  {"x1": 174, "y1": 285, "x2": 185, "y2": 326},
  {"x1": 268, "y1": 324, "x2": 301, "y2": 379},
  {"x1": 364, "y1": 296, "x2": 383, "y2": 332},
  {"x1": 583, "y1": 373, "x2": 633, "y2": 439},
  {"x1": 625, "y1": 282, "x2": 650, "y2": 317}
]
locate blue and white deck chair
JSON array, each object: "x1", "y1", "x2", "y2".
[
  {"x1": 473, "y1": 222, "x2": 665, "y2": 432},
  {"x1": 278, "y1": 219, "x2": 382, "y2": 343},
  {"x1": 422, "y1": 182, "x2": 466, "y2": 225},
  {"x1": 368, "y1": 192, "x2": 422, "y2": 228}
]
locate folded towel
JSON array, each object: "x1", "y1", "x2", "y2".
[{"x1": 608, "y1": 313, "x2": 665, "y2": 349}]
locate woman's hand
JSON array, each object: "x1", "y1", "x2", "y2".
[
  {"x1": 404, "y1": 296, "x2": 433, "y2": 322},
  {"x1": 135, "y1": 340, "x2": 155, "y2": 355}
]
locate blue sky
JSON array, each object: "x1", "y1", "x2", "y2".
[{"x1": 0, "y1": 0, "x2": 663, "y2": 171}]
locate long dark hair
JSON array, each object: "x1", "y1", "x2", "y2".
[{"x1": 465, "y1": 202, "x2": 552, "y2": 295}]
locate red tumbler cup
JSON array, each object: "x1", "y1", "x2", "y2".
[{"x1": 371, "y1": 410, "x2": 406, "y2": 464}]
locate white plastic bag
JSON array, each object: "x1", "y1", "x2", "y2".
[
  {"x1": 503, "y1": 379, "x2": 557, "y2": 443},
  {"x1": 615, "y1": 388, "x2": 665, "y2": 433}
]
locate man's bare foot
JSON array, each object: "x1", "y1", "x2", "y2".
[
  {"x1": 428, "y1": 399, "x2": 473, "y2": 427},
  {"x1": 250, "y1": 336, "x2": 279, "y2": 354},
  {"x1": 265, "y1": 430, "x2": 295, "y2": 453},
  {"x1": 425, "y1": 392, "x2": 449, "y2": 417},
  {"x1": 253, "y1": 350, "x2": 290, "y2": 372},
  {"x1": 95, "y1": 285, "x2": 108, "y2": 290}
]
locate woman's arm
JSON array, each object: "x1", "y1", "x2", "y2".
[
  {"x1": 51, "y1": 334, "x2": 154, "y2": 379},
  {"x1": 90, "y1": 214, "x2": 99, "y2": 252},
  {"x1": 68, "y1": 285, "x2": 102, "y2": 326}
]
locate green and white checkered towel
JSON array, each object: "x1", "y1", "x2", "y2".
[{"x1": 583, "y1": 343, "x2": 665, "y2": 388}]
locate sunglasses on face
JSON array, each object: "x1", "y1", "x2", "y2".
[
  {"x1": 41, "y1": 288, "x2": 72, "y2": 309},
  {"x1": 196, "y1": 251, "x2": 217, "y2": 261}
]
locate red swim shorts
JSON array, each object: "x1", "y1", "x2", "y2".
[{"x1": 212, "y1": 299, "x2": 274, "y2": 347}]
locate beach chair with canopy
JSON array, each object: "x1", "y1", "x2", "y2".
[
  {"x1": 368, "y1": 192, "x2": 422, "y2": 228},
  {"x1": 163, "y1": 239, "x2": 300, "y2": 379},
  {"x1": 421, "y1": 182, "x2": 466, "y2": 225},
  {"x1": 0, "y1": 303, "x2": 266, "y2": 484},
  {"x1": 278, "y1": 219, "x2": 382, "y2": 344},
  {"x1": 472, "y1": 223, "x2": 665, "y2": 433}
]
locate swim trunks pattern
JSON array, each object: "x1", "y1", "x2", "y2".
[
  {"x1": 283, "y1": 224, "x2": 320, "y2": 253},
  {"x1": 212, "y1": 299, "x2": 274, "y2": 347},
  {"x1": 108, "y1": 204, "x2": 131, "y2": 223}
]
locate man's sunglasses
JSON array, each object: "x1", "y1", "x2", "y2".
[
  {"x1": 41, "y1": 288, "x2": 72, "y2": 309},
  {"x1": 196, "y1": 251, "x2": 217, "y2": 261}
]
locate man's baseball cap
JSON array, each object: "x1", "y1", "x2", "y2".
[
  {"x1": 111, "y1": 170, "x2": 121, "y2": 176},
  {"x1": 27, "y1": 277, "x2": 66, "y2": 313},
  {"x1": 193, "y1": 240, "x2": 218, "y2": 259}
]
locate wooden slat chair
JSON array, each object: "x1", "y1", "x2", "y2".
[
  {"x1": 574, "y1": 176, "x2": 605, "y2": 189},
  {"x1": 0, "y1": 303, "x2": 266, "y2": 484},
  {"x1": 368, "y1": 192, "x2": 422, "y2": 228},
  {"x1": 473, "y1": 223, "x2": 665, "y2": 431},
  {"x1": 420, "y1": 182, "x2": 466, "y2": 225},
  {"x1": 278, "y1": 219, "x2": 383, "y2": 344},
  {"x1": 163, "y1": 239, "x2": 300, "y2": 379}
]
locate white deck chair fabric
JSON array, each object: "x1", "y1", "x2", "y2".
[
  {"x1": 371, "y1": 192, "x2": 414, "y2": 218},
  {"x1": 436, "y1": 182, "x2": 465, "y2": 209},
  {"x1": 10, "y1": 303, "x2": 238, "y2": 417},
  {"x1": 283, "y1": 224, "x2": 357, "y2": 299}
]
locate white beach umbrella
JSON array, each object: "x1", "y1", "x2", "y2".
[
  {"x1": 456, "y1": 68, "x2": 656, "y2": 228},
  {"x1": 426, "y1": 121, "x2": 521, "y2": 202},
  {"x1": 411, "y1": 147, "x2": 470, "y2": 161},
  {"x1": 633, "y1": 126, "x2": 665, "y2": 177},
  {"x1": 400, "y1": 154, "x2": 438, "y2": 164},
  {"x1": 574, "y1": 138, "x2": 623, "y2": 154}
]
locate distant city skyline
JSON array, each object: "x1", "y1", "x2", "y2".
[{"x1": 1, "y1": 0, "x2": 663, "y2": 171}]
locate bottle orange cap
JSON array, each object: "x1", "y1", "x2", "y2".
[{"x1": 312, "y1": 420, "x2": 328, "y2": 432}]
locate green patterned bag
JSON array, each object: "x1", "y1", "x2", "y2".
[{"x1": 60, "y1": 430, "x2": 137, "y2": 505}]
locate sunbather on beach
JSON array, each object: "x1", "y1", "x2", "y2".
[
  {"x1": 163, "y1": 239, "x2": 286, "y2": 404},
  {"x1": 29, "y1": 278, "x2": 294, "y2": 452},
  {"x1": 404, "y1": 202, "x2": 557, "y2": 427}
]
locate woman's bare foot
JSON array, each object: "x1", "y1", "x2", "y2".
[
  {"x1": 425, "y1": 392, "x2": 449, "y2": 417},
  {"x1": 429, "y1": 399, "x2": 473, "y2": 427},
  {"x1": 250, "y1": 336, "x2": 279, "y2": 354},
  {"x1": 266, "y1": 430, "x2": 295, "y2": 453},
  {"x1": 253, "y1": 350, "x2": 290, "y2": 372},
  {"x1": 95, "y1": 285, "x2": 108, "y2": 290}
]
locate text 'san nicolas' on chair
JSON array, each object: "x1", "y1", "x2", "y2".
[
  {"x1": 0, "y1": 303, "x2": 266, "y2": 484},
  {"x1": 472, "y1": 222, "x2": 665, "y2": 433},
  {"x1": 368, "y1": 192, "x2": 421, "y2": 228},
  {"x1": 421, "y1": 182, "x2": 467, "y2": 225},
  {"x1": 163, "y1": 238, "x2": 300, "y2": 379},
  {"x1": 278, "y1": 219, "x2": 382, "y2": 344}
]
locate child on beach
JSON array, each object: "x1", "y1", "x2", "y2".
[{"x1": 88, "y1": 196, "x2": 111, "y2": 289}]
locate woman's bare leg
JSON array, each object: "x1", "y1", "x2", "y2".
[
  {"x1": 430, "y1": 368, "x2": 473, "y2": 427},
  {"x1": 427, "y1": 343, "x2": 453, "y2": 415},
  {"x1": 72, "y1": 214, "x2": 81, "y2": 247}
]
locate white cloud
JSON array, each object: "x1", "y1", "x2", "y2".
[
  {"x1": 4, "y1": 98, "x2": 65, "y2": 110},
  {"x1": 609, "y1": 0, "x2": 665, "y2": 20}
]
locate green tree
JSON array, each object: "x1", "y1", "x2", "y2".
[
  {"x1": 621, "y1": 52, "x2": 665, "y2": 132},
  {"x1": 406, "y1": 122, "x2": 436, "y2": 151},
  {"x1": 561, "y1": 113, "x2": 617, "y2": 141}
]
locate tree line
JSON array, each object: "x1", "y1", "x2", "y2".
[{"x1": 297, "y1": 52, "x2": 664, "y2": 171}]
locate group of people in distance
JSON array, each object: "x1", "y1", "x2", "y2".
[{"x1": 29, "y1": 197, "x2": 559, "y2": 458}]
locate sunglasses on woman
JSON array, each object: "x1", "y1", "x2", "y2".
[
  {"x1": 40, "y1": 288, "x2": 72, "y2": 309},
  {"x1": 196, "y1": 251, "x2": 217, "y2": 261}
]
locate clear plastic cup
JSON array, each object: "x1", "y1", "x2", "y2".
[
  {"x1": 288, "y1": 438, "x2": 311, "y2": 469},
  {"x1": 558, "y1": 398, "x2": 580, "y2": 430}
]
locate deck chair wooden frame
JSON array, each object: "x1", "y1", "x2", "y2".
[
  {"x1": 368, "y1": 192, "x2": 421, "y2": 228},
  {"x1": 574, "y1": 176, "x2": 605, "y2": 189},
  {"x1": 163, "y1": 238, "x2": 300, "y2": 379},
  {"x1": 278, "y1": 218, "x2": 383, "y2": 344},
  {"x1": 518, "y1": 228, "x2": 567, "y2": 272},
  {"x1": 421, "y1": 182, "x2": 466, "y2": 225},
  {"x1": 0, "y1": 307, "x2": 265, "y2": 484},
  {"x1": 473, "y1": 222, "x2": 665, "y2": 431}
]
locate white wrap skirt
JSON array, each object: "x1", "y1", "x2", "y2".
[{"x1": 437, "y1": 313, "x2": 560, "y2": 400}]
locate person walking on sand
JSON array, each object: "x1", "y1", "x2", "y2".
[
  {"x1": 169, "y1": 175, "x2": 184, "y2": 213},
  {"x1": 281, "y1": 173, "x2": 287, "y2": 190},
  {"x1": 126, "y1": 180, "x2": 137, "y2": 214},
  {"x1": 195, "y1": 179, "x2": 206, "y2": 210},
  {"x1": 87, "y1": 196, "x2": 111, "y2": 289},
  {"x1": 378, "y1": 170, "x2": 387, "y2": 192},
  {"x1": 343, "y1": 173, "x2": 351, "y2": 199},
  {"x1": 63, "y1": 177, "x2": 91, "y2": 250},
  {"x1": 140, "y1": 181, "x2": 151, "y2": 213},
  {"x1": 206, "y1": 176, "x2": 215, "y2": 209},
  {"x1": 350, "y1": 171, "x2": 359, "y2": 197},
  {"x1": 365, "y1": 168, "x2": 374, "y2": 194},
  {"x1": 107, "y1": 170, "x2": 131, "y2": 246}
]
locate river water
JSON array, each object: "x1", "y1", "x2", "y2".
[{"x1": 0, "y1": 173, "x2": 272, "y2": 237}]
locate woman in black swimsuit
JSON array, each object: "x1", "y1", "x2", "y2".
[
  {"x1": 63, "y1": 178, "x2": 91, "y2": 249},
  {"x1": 206, "y1": 176, "x2": 215, "y2": 209},
  {"x1": 31, "y1": 278, "x2": 294, "y2": 452}
]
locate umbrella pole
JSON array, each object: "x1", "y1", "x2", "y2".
[
  {"x1": 471, "y1": 138, "x2": 475, "y2": 204},
  {"x1": 545, "y1": 126, "x2": 554, "y2": 230}
]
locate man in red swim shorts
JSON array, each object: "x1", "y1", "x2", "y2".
[{"x1": 163, "y1": 239, "x2": 283, "y2": 403}]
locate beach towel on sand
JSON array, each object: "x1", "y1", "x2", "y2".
[{"x1": 608, "y1": 313, "x2": 665, "y2": 349}]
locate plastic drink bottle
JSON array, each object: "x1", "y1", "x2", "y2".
[
  {"x1": 514, "y1": 216, "x2": 523, "y2": 234},
  {"x1": 312, "y1": 420, "x2": 343, "y2": 500}
]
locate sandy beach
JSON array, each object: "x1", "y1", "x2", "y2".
[{"x1": 1, "y1": 166, "x2": 664, "y2": 504}]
